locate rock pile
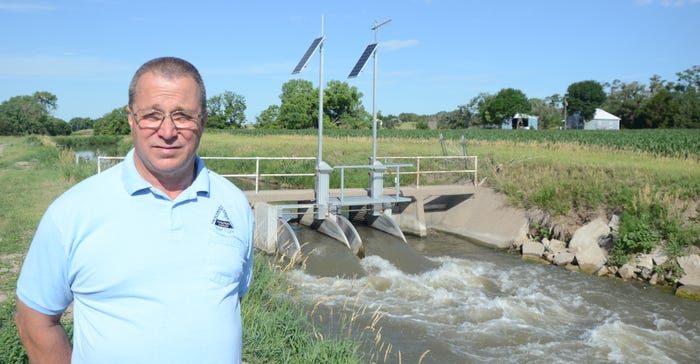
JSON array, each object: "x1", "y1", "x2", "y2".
[{"x1": 512, "y1": 216, "x2": 700, "y2": 301}]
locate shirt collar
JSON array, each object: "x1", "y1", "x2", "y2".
[{"x1": 121, "y1": 148, "x2": 210, "y2": 200}]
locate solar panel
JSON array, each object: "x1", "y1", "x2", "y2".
[
  {"x1": 347, "y1": 43, "x2": 378, "y2": 78},
  {"x1": 292, "y1": 36, "x2": 324, "y2": 74}
]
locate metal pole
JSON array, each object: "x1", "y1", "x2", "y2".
[
  {"x1": 318, "y1": 15, "x2": 324, "y2": 168},
  {"x1": 372, "y1": 36, "x2": 377, "y2": 165},
  {"x1": 370, "y1": 19, "x2": 391, "y2": 165}
]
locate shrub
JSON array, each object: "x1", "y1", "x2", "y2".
[{"x1": 617, "y1": 210, "x2": 662, "y2": 254}]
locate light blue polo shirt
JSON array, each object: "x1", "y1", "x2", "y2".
[{"x1": 17, "y1": 149, "x2": 254, "y2": 363}]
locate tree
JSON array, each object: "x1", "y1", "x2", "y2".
[
  {"x1": 638, "y1": 87, "x2": 700, "y2": 128},
  {"x1": 464, "y1": 93, "x2": 492, "y2": 127},
  {"x1": 69, "y1": 117, "x2": 95, "y2": 131},
  {"x1": 44, "y1": 116, "x2": 72, "y2": 136},
  {"x1": 566, "y1": 80, "x2": 606, "y2": 122},
  {"x1": 398, "y1": 112, "x2": 420, "y2": 124},
  {"x1": 480, "y1": 88, "x2": 530, "y2": 127},
  {"x1": 0, "y1": 91, "x2": 66, "y2": 135},
  {"x1": 323, "y1": 80, "x2": 370, "y2": 129},
  {"x1": 436, "y1": 107, "x2": 471, "y2": 129},
  {"x1": 675, "y1": 65, "x2": 700, "y2": 93},
  {"x1": 277, "y1": 79, "x2": 318, "y2": 129},
  {"x1": 93, "y1": 107, "x2": 130, "y2": 135},
  {"x1": 529, "y1": 96, "x2": 563, "y2": 130},
  {"x1": 625, "y1": 66, "x2": 700, "y2": 129},
  {"x1": 33, "y1": 91, "x2": 57, "y2": 114},
  {"x1": 602, "y1": 80, "x2": 648, "y2": 128},
  {"x1": 255, "y1": 105, "x2": 281, "y2": 129},
  {"x1": 207, "y1": 91, "x2": 246, "y2": 129}
]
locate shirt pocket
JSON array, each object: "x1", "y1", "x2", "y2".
[{"x1": 207, "y1": 228, "x2": 248, "y2": 286}]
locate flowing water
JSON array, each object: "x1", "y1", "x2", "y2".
[{"x1": 285, "y1": 227, "x2": 700, "y2": 364}]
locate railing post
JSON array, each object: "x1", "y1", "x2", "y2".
[
  {"x1": 340, "y1": 167, "x2": 345, "y2": 203},
  {"x1": 416, "y1": 157, "x2": 421, "y2": 188},
  {"x1": 394, "y1": 165, "x2": 401, "y2": 199},
  {"x1": 473, "y1": 156, "x2": 478, "y2": 186},
  {"x1": 255, "y1": 157, "x2": 260, "y2": 194}
]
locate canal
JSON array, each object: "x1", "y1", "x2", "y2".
[{"x1": 285, "y1": 228, "x2": 700, "y2": 363}]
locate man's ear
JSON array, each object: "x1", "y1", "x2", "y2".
[
  {"x1": 125, "y1": 106, "x2": 134, "y2": 129},
  {"x1": 201, "y1": 109, "x2": 208, "y2": 129}
]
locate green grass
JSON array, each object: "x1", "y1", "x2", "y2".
[{"x1": 242, "y1": 257, "x2": 363, "y2": 363}]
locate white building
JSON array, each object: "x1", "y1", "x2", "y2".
[
  {"x1": 565, "y1": 108, "x2": 621, "y2": 130},
  {"x1": 585, "y1": 108, "x2": 621, "y2": 130}
]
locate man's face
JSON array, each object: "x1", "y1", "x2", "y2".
[{"x1": 127, "y1": 72, "x2": 206, "y2": 182}]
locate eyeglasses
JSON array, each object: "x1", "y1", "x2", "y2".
[{"x1": 131, "y1": 109, "x2": 202, "y2": 131}]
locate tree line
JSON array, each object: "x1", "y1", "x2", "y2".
[
  {"x1": 0, "y1": 89, "x2": 248, "y2": 136},
  {"x1": 1, "y1": 65, "x2": 698, "y2": 136}
]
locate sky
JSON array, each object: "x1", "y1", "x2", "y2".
[{"x1": 1, "y1": 0, "x2": 699, "y2": 124}]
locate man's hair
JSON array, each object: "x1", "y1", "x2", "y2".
[{"x1": 128, "y1": 57, "x2": 206, "y2": 111}]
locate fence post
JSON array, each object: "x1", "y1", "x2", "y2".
[
  {"x1": 340, "y1": 167, "x2": 345, "y2": 203},
  {"x1": 416, "y1": 157, "x2": 421, "y2": 188},
  {"x1": 255, "y1": 158, "x2": 260, "y2": 193}
]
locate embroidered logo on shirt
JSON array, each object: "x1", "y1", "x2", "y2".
[{"x1": 212, "y1": 205, "x2": 234, "y2": 229}]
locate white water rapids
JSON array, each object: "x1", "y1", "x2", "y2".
[{"x1": 285, "y1": 230, "x2": 700, "y2": 363}]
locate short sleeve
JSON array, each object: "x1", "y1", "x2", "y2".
[{"x1": 16, "y1": 207, "x2": 73, "y2": 315}]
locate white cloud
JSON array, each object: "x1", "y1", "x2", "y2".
[
  {"x1": 381, "y1": 39, "x2": 420, "y2": 51},
  {"x1": 0, "y1": 2, "x2": 57, "y2": 12},
  {"x1": 636, "y1": 0, "x2": 700, "y2": 7},
  {"x1": 0, "y1": 55, "x2": 130, "y2": 78}
]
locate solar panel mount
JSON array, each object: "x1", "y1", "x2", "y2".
[
  {"x1": 347, "y1": 42, "x2": 378, "y2": 78},
  {"x1": 292, "y1": 36, "x2": 324, "y2": 74}
]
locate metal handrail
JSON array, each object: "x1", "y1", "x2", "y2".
[
  {"x1": 97, "y1": 155, "x2": 477, "y2": 192},
  {"x1": 333, "y1": 163, "x2": 413, "y2": 202},
  {"x1": 97, "y1": 156, "x2": 315, "y2": 194},
  {"x1": 380, "y1": 156, "x2": 478, "y2": 187}
]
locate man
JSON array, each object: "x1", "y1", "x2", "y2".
[{"x1": 15, "y1": 57, "x2": 254, "y2": 363}]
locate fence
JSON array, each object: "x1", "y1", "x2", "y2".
[{"x1": 97, "y1": 155, "x2": 477, "y2": 192}]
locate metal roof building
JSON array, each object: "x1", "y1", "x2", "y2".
[{"x1": 565, "y1": 108, "x2": 621, "y2": 130}]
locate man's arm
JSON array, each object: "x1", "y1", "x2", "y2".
[{"x1": 15, "y1": 298, "x2": 72, "y2": 364}]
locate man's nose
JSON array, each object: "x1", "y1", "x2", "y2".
[{"x1": 157, "y1": 115, "x2": 179, "y2": 138}]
